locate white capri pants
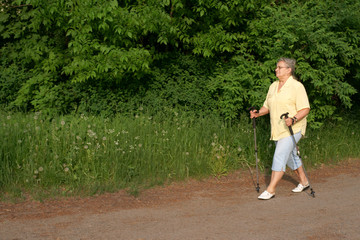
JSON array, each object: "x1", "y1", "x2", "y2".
[{"x1": 272, "y1": 131, "x2": 302, "y2": 172}]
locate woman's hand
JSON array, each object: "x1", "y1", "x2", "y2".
[
  {"x1": 250, "y1": 110, "x2": 258, "y2": 119},
  {"x1": 249, "y1": 106, "x2": 269, "y2": 119},
  {"x1": 285, "y1": 118, "x2": 293, "y2": 127}
]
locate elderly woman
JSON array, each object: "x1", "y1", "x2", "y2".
[{"x1": 250, "y1": 58, "x2": 310, "y2": 200}]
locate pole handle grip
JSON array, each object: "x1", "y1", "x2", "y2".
[
  {"x1": 280, "y1": 112, "x2": 289, "y2": 120},
  {"x1": 280, "y1": 112, "x2": 294, "y2": 135}
]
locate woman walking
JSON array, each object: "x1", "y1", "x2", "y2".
[{"x1": 250, "y1": 58, "x2": 310, "y2": 200}]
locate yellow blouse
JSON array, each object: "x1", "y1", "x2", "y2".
[{"x1": 263, "y1": 76, "x2": 310, "y2": 141}]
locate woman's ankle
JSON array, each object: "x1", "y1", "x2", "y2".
[{"x1": 266, "y1": 188, "x2": 276, "y2": 194}]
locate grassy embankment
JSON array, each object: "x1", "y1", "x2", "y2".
[{"x1": 1, "y1": 111, "x2": 359, "y2": 201}]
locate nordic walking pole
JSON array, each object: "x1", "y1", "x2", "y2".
[
  {"x1": 280, "y1": 112, "x2": 315, "y2": 198},
  {"x1": 248, "y1": 107, "x2": 260, "y2": 193}
]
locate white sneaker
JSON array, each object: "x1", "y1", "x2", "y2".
[
  {"x1": 292, "y1": 183, "x2": 309, "y2": 193},
  {"x1": 258, "y1": 190, "x2": 275, "y2": 200}
]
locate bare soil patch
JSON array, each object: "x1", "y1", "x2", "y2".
[{"x1": 1, "y1": 159, "x2": 360, "y2": 240}]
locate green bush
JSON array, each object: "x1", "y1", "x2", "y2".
[{"x1": 1, "y1": 0, "x2": 359, "y2": 123}]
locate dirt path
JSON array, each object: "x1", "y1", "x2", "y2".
[{"x1": 1, "y1": 159, "x2": 360, "y2": 240}]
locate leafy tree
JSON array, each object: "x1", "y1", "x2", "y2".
[
  {"x1": 244, "y1": 0, "x2": 359, "y2": 124},
  {"x1": 0, "y1": 0, "x2": 359, "y2": 124}
]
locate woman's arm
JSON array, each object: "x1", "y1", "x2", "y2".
[{"x1": 285, "y1": 108, "x2": 310, "y2": 127}]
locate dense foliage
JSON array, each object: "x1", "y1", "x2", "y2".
[{"x1": 1, "y1": 0, "x2": 359, "y2": 124}]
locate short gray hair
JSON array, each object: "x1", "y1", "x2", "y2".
[{"x1": 278, "y1": 57, "x2": 296, "y2": 76}]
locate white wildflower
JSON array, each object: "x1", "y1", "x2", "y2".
[{"x1": 87, "y1": 129, "x2": 96, "y2": 138}]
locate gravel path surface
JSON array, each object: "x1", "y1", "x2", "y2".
[{"x1": 1, "y1": 159, "x2": 359, "y2": 240}]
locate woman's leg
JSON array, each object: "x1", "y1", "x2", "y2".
[
  {"x1": 266, "y1": 132, "x2": 302, "y2": 194},
  {"x1": 285, "y1": 132, "x2": 309, "y2": 186},
  {"x1": 266, "y1": 171, "x2": 284, "y2": 194},
  {"x1": 293, "y1": 166, "x2": 308, "y2": 186}
]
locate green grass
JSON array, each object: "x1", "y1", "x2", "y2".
[
  {"x1": 299, "y1": 117, "x2": 360, "y2": 166},
  {"x1": 1, "y1": 110, "x2": 359, "y2": 201}
]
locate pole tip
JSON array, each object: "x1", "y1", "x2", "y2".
[{"x1": 310, "y1": 189, "x2": 315, "y2": 198}]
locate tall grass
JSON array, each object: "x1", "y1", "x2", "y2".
[
  {"x1": 0, "y1": 111, "x2": 252, "y2": 199},
  {"x1": 1, "y1": 110, "x2": 359, "y2": 200},
  {"x1": 299, "y1": 117, "x2": 360, "y2": 166}
]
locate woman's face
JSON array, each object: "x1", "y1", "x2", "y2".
[{"x1": 275, "y1": 61, "x2": 291, "y2": 79}]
